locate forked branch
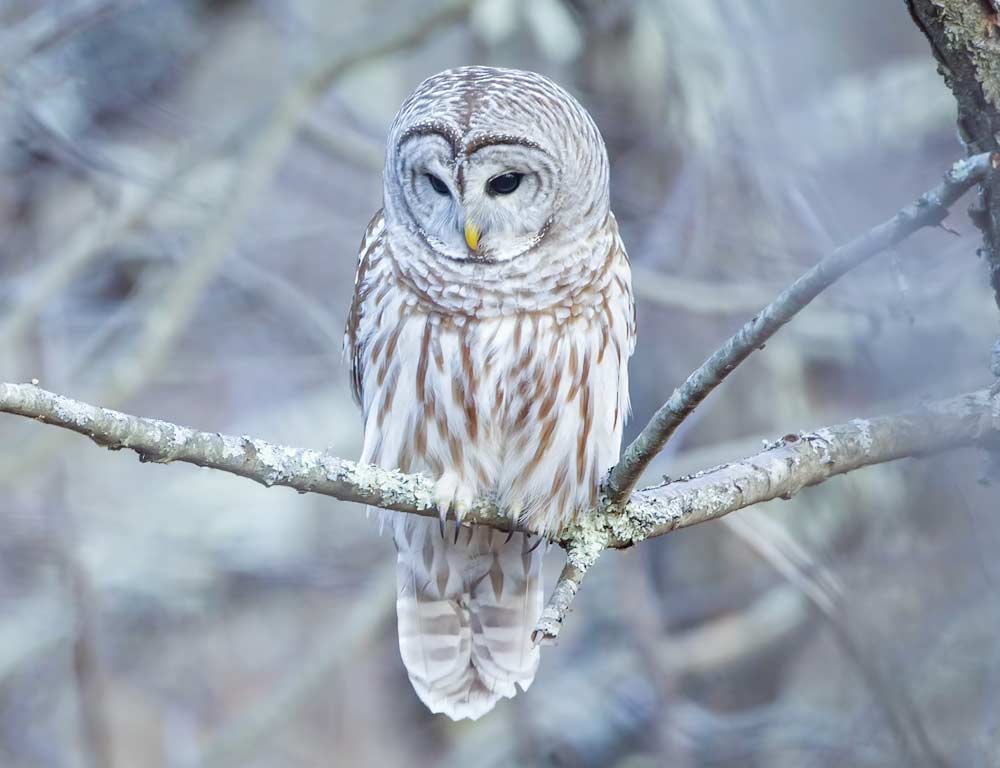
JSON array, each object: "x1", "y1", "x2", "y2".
[
  {"x1": 1, "y1": 382, "x2": 996, "y2": 639},
  {"x1": 604, "y1": 151, "x2": 997, "y2": 506},
  {"x1": 1, "y1": 152, "x2": 996, "y2": 643}
]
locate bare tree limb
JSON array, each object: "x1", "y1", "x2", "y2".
[
  {"x1": 0, "y1": 0, "x2": 472, "y2": 363},
  {"x1": 611, "y1": 389, "x2": 998, "y2": 543},
  {"x1": 86, "y1": 0, "x2": 476, "y2": 409},
  {"x1": 1, "y1": 382, "x2": 996, "y2": 640},
  {"x1": 0, "y1": 0, "x2": 133, "y2": 75},
  {"x1": 0, "y1": 382, "x2": 507, "y2": 526},
  {"x1": 0, "y1": 0, "x2": 476, "y2": 482},
  {"x1": 2, "y1": 153, "x2": 995, "y2": 647},
  {"x1": 198, "y1": 568, "x2": 396, "y2": 768},
  {"x1": 906, "y1": 0, "x2": 1000, "y2": 310},
  {"x1": 723, "y1": 512, "x2": 944, "y2": 766},
  {"x1": 605, "y1": 151, "x2": 996, "y2": 506},
  {"x1": 533, "y1": 560, "x2": 588, "y2": 644}
]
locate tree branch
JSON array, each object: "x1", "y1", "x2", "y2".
[
  {"x1": 2, "y1": 382, "x2": 996, "y2": 641},
  {"x1": 608, "y1": 389, "x2": 999, "y2": 546},
  {"x1": 905, "y1": 2, "x2": 1000, "y2": 306},
  {"x1": 604, "y1": 151, "x2": 996, "y2": 506},
  {"x1": 0, "y1": 382, "x2": 500, "y2": 525}
]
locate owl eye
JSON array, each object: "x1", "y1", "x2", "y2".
[
  {"x1": 426, "y1": 174, "x2": 450, "y2": 196},
  {"x1": 488, "y1": 172, "x2": 523, "y2": 195}
]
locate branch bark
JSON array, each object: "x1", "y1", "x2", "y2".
[
  {"x1": 604, "y1": 151, "x2": 995, "y2": 506},
  {"x1": 906, "y1": 0, "x2": 1000, "y2": 307},
  {"x1": 2, "y1": 382, "x2": 996, "y2": 639}
]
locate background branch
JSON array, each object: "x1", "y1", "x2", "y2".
[
  {"x1": 0, "y1": 0, "x2": 475, "y2": 485},
  {"x1": 907, "y1": 0, "x2": 1000, "y2": 308},
  {"x1": 3, "y1": 3, "x2": 998, "y2": 762},
  {"x1": 605, "y1": 151, "x2": 996, "y2": 506}
]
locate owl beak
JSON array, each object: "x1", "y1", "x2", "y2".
[{"x1": 464, "y1": 221, "x2": 481, "y2": 252}]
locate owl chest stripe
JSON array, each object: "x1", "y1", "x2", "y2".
[{"x1": 416, "y1": 319, "x2": 432, "y2": 404}]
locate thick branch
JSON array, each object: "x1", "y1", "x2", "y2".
[
  {"x1": 1, "y1": 382, "x2": 997, "y2": 641},
  {"x1": 607, "y1": 389, "x2": 999, "y2": 546},
  {"x1": 605, "y1": 151, "x2": 996, "y2": 505},
  {"x1": 0, "y1": 382, "x2": 511, "y2": 531},
  {"x1": 906, "y1": 0, "x2": 1000, "y2": 308},
  {"x1": 0, "y1": 381, "x2": 995, "y2": 541}
]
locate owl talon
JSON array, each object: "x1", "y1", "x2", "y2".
[
  {"x1": 453, "y1": 501, "x2": 468, "y2": 528},
  {"x1": 452, "y1": 496, "x2": 471, "y2": 543},
  {"x1": 432, "y1": 473, "x2": 475, "y2": 543},
  {"x1": 526, "y1": 534, "x2": 545, "y2": 554},
  {"x1": 503, "y1": 501, "x2": 522, "y2": 544}
]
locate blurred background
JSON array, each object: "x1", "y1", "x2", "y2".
[{"x1": 1, "y1": 1, "x2": 998, "y2": 766}]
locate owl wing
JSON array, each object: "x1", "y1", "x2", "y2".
[
  {"x1": 610, "y1": 211, "x2": 637, "y2": 360},
  {"x1": 344, "y1": 209, "x2": 386, "y2": 406}
]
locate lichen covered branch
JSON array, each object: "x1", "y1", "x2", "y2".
[
  {"x1": 529, "y1": 388, "x2": 999, "y2": 640},
  {"x1": 907, "y1": 0, "x2": 1000, "y2": 311},
  {"x1": 605, "y1": 389, "x2": 1000, "y2": 547},
  {"x1": 0, "y1": 382, "x2": 509, "y2": 530},
  {"x1": 532, "y1": 560, "x2": 591, "y2": 645},
  {"x1": 2, "y1": 382, "x2": 997, "y2": 641},
  {"x1": 605, "y1": 151, "x2": 996, "y2": 505}
]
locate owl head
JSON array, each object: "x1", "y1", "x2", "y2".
[{"x1": 383, "y1": 67, "x2": 610, "y2": 266}]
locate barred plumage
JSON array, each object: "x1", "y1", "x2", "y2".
[{"x1": 345, "y1": 67, "x2": 635, "y2": 720}]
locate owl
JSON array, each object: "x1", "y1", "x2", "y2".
[{"x1": 345, "y1": 67, "x2": 635, "y2": 720}]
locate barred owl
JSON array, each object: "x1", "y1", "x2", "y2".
[{"x1": 345, "y1": 67, "x2": 635, "y2": 720}]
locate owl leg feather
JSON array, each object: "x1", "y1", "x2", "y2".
[{"x1": 394, "y1": 515, "x2": 544, "y2": 720}]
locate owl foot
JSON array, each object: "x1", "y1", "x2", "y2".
[{"x1": 432, "y1": 472, "x2": 474, "y2": 540}]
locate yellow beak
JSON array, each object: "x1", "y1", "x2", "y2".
[{"x1": 464, "y1": 221, "x2": 481, "y2": 252}]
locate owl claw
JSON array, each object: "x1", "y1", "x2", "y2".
[
  {"x1": 503, "y1": 502, "x2": 522, "y2": 544},
  {"x1": 435, "y1": 496, "x2": 448, "y2": 540},
  {"x1": 454, "y1": 508, "x2": 466, "y2": 544},
  {"x1": 432, "y1": 473, "x2": 474, "y2": 544},
  {"x1": 526, "y1": 534, "x2": 545, "y2": 554}
]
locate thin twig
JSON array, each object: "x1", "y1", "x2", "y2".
[
  {"x1": 0, "y1": 0, "x2": 134, "y2": 75},
  {"x1": 300, "y1": 116, "x2": 385, "y2": 171},
  {"x1": 0, "y1": 0, "x2": 476, "y2": 482},
  {"x1": 605, "y1": 151, "x2": 996, "y2": 506},
  {"x1": 99, "y1": 0, "x2": 475, "y2": 407},
  {"x1": 532, "y1": 560, "x2": 589, "y2": 644},
  {"x1": 534, "y1": 388, "x2": 999, "y2": 640},
  {"x1": 0, "y1": 0, "x2": 472, "y2": 360},
  {"x1": 0, "y1": 178, "x2": 165, "y2": 353},
  {"x1": 198, "y1": 568, "x2": 396, "y2": 768},
  {"x1": 630, "y1": 266, "x2": 802, "y2": 316},
  {"x1": 723, "y1": 513, "x2": 944, "y2": 766}
]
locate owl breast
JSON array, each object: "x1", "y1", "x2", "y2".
[{"x1": 349, "y1": 210, "x2": 634, "y2": 534}]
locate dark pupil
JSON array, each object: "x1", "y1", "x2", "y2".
[
  {"x1": 489, "y1": 172, "x2": 522, "y2": 195},
  {"x1": 426, "y1": 174, "x2": 449, "y2": 195}
]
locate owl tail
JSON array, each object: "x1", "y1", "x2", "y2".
[{"x1": 394, "y1": 516, "x2": 544, "y2": 721}]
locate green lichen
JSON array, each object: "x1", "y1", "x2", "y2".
[
  {"x1": 935, "y1": 0, "x2": 1000, "y2": 109},
  {"x1": 561, "y1": 512, "x2": 611, "y2": 568}
]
